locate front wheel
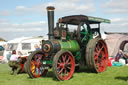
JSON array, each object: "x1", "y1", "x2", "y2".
[
  {"x1": 26, "y1": 50, "x2": 48, "y2": 78},
  {"x1": 52, "y1": 50, "x2": 75, "y2": 80}
]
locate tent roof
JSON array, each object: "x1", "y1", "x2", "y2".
[{"x1": 105, "y1": 34, "x2": 128, "y2": 57}]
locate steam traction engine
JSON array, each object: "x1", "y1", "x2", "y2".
[{"x1": 25, "y1": 6, "x2": 110, "y2": 80}]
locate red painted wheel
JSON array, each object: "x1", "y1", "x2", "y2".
[
  {"x1": 19, "y1": 57, "x2": 27, "y2": 72},
  {"x1": 26, "y1": 50, "x2": 48, "y2": 78},
  {"x1": 86, "y1": 38, "x2": 108, "y2": 73},
  {"x1": 52, "y1": 50, "x2": 75, "y2": 80},
  {"x1": 20, "y1": 64, "x2": 24, "y2": 72}
]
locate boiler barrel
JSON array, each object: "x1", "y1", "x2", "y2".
[{"x1": 58, "y1": 40, "x2": 80, "y2": 52}]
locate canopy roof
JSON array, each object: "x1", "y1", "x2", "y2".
[{"x1": 58, "y1": 15, "x2": 110, "y2": 25}]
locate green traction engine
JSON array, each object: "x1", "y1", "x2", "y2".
[{"x1": 25, "y1": 6, "x2": 111, "y2": 80}]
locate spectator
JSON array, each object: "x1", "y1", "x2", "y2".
[
  {"x1": 115, "y1": 50, "x2": 123, "y2": 62},
  {"x1": 8, "y1": 50, "x2": 21, "y2": 75},
  {"x1": 123, "y1": 53, "x2": 128, "y2": 64},
  {"x1": 34, "y1": 44, "x2": 40, "y2": 50},
  {"x1": 7, "y1": 52, "x2": 12, "y2": 61},
  {"x1": 2, "y1": 44, "x2": 6, "y2": 49}
]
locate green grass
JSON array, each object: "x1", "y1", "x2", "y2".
[{"x1": 0, "y1": 64, "x2": 128, "y2": 85}]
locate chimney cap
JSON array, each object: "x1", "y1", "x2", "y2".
[{"x1": 46, "y1": 6, "x2": 55, "y2": 11}]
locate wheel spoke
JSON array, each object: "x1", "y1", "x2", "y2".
[
  {"x1": 62, "y1": 55, "x2": 66, "y2": 62},
  {"x1": 97, "y1": 46, "x2": 103, "y2": 55},
  {"x1": 67, "y1": 66, "x2": 71, "y2": 70},
  {"x1": 58, "y1": 67, "x2": 64, "y2": 74},
  {"x1": 57, "y1": 65, "x2": 61, "y2": 70},
  {"x1": 101, "y1": 52, "x2": 107, "y2": 67},
  {"x1": 31, "y1": 63, "x2": 36, "y2": 73},
  {"x1": 94, "y1": 52, "x2": 98, "y2": 56},
  {"x1": 99, "y1": 46, "x2": 104, "y2": 52},
  {"x1": 95, "y1": 44, "x2": 104, "y2": 60},
  {"x1": 66, "y1": 57, "x2": 70, "y2": 64},
  {"x1": 67, "y1": 62, "x2": 71, "y2": 65},
  {"x1": 94, "y1": 56, "x2": 98, "y2": 61},
  {"x1": 57, "y1": 62, "x2": 61, "y2": 65},
  {"x1": 64, "y1": 68, "x2": 68, "y2": 77},
  {"x1": 38, "y1": 68, "x2": 41, "y2": 75},
  {"x1": 37, "y1": 55, "x2": 41, "y2": 61},
  {"x1": 58, "y1": 59, "x2": 62, "y2": 63},
  {"x1": 36, "y1": 68, "x2": 39, "y2": 75},
  {"x1": 38, "y1": 56, "x2": 42, "y2": 61},
  {"x1": 97, "y1": 43, "x2": 100, "y2": 49},
  {"x1": 95, "y1": 47, "x2": 99, "y2": 52},
  {"x1": 31, "y1": 69, "x2": 35, "y2": 73}
]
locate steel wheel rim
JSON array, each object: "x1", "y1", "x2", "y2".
[
  {"x1": 94, "y1": 40, "x2": 108, "y2": 72},
  {"x1": 30, "y1": 54, "x2": 44, "y2": 77},
  {"x1": 56, "y1": 52, "x2": 75, "y2": 80}
]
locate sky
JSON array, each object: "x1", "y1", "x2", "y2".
[{"x1": 0, "y1": 0, "x2": 128, "y2": 40}]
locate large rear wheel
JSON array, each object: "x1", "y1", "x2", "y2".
[
  {"x1": 26, "y1": 50, "x2": 48, "y2": 78},
  {"x1": 52, "y1": 50, "x2": 75, "y2": 80},
  {"x1": 86, "y1": 38, "x2": 108, "y2": 73}
]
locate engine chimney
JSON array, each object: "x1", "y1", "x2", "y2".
[{"x1": 46, "y1": 6, "x2": 55, "y2": 40}]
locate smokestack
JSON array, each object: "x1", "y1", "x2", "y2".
[{"x1": 46, "y1": 6, "x2": 55, "y2": 40}]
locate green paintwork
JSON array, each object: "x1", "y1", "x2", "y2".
[
  {"x1": 81, "y1": 25, "x2": 88, "y2": 43},
  {"x1": 41, "y1": 60, "x2": 52, "y2": 64},
  {"x1": 76, "y1": 51, "x2": 81, "y2": 61},
  {"x1": 80, "y1": 24, "x2": 92, "y2": 44},
  {"x1": 66, "y1": 31, "x2": 71, "y2": 40},
  {"x1": 46, "y1": 61, "x2": 52, "y2": 64},
  {"x1": 58, "y1": 40, "x2": 80, "y2": 52},
  {"x1": 88, "y1": 16, "x2": 111, "y2": 23}
]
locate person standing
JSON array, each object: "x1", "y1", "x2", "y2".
[
  {"x1": 34, "y1": 44, "x2": 40, "y2": 50},
  {"x1": 8, "y1": 50, "x2": 21, "y2": 75},
  {"x1": 123, "y1": 53, "x2": 128, "y2": 64}
]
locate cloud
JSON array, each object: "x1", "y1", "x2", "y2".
[
  {"x1": 14, "y1": 0, "x2": 95, "y2": 16},
  {"x1": 15, "y1": 6, "x2": 37, "y2": 16},
  {"x1": 101, "y1": 0, "x2": 128, "y2": 32},
  {"x1": 0, "y1": 19, "x2": 9, "y2": 23},
  {"x1": 103, "y1": 0, "x2": 128, "y2": 14},
  {"x1": 101, "y1": 17, "x2": 128, "y2": 32},
  {"x1": 0, "y1": 10, "x2": 10, "y2": 16},
  {"x1": 0, "y1": 21, "x2": 47, "y2": 32},
  {"x1": 111, "y1": 18, "x2": 128, "y2": 24},
  {"x1": 55, "y1": 2, "x2": 95, "y2": 16},
  {"x1": 0, "y1": 21, "x2": 48, "y2": 40},
  {"x1": 53, "y1": 0, "x2": 95, "y2": 15}
]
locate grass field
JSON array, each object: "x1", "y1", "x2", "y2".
[{"x1": 0, "y1": 64, "x2": 128, "y2": 85}]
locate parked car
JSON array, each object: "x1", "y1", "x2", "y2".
[{"x1": 0, "y1": 41, "x2": 6, "y2": 63}]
